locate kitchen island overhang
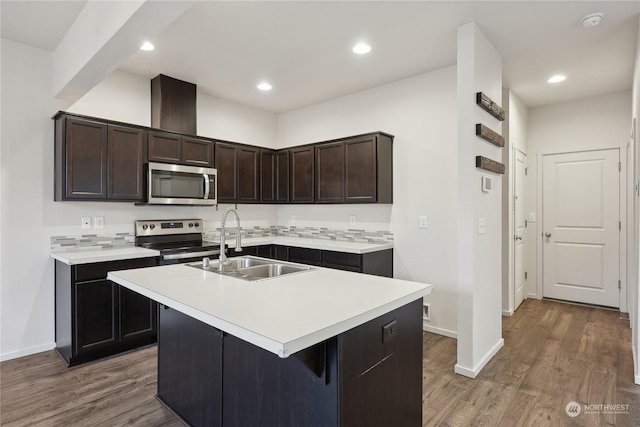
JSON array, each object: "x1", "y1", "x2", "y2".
[{"x1": 107, "y1": 261, "x2": 432, "y2": 358}]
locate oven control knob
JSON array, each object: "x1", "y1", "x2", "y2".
[
  {"x1": 149, "y1": 224, "x2": 155, "y2": 230},
  {"x1": 142, "y1": 224, "x2": 148, "y2": 230},
  {"x1": 189, "y1": 223, "x2": 194, "y2": 228}
]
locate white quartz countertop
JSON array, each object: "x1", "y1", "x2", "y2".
[
  {"x1": 231, "y1": 236, "x2": 393, "y2": 254},
  {"x1": 51, "y1": 247, "x2": 160, "y2": 265},
  {"x1": 108, "y1": 261, "x2": 431, "y2": 358},
  {"x1": 51, "y1": 236, "x2": 392, "y2": 265}
]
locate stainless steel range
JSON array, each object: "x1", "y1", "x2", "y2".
[{"x1": 135, "y1": 218, "x2": 224, "y2": 265}]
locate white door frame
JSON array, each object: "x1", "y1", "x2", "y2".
[{"x1": 535, "y1": 147, "x2": 628, "y2": 312}]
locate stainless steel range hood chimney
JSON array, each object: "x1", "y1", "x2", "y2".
[{"x1": 151, "y1": 74, "x2": 196, "y2": 135}]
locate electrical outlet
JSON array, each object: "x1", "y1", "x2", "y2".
[
  {"x1": 423, "y1": 304, "x2": 431, "y2": 321},
  {"x1": 349, "y1": 215, "x2": 356, "y2": 225},
  {"x1": 382, "y1": 320, "x2": 397, "y2": 343},
  {"x1": 94, "y1": 216, "x2": 104, "y2": 230},
  {"x1": 290, "y1": 215, "x2": 296, "y2": 225},
  {"x1": 81, "y1": 217, "x2": 91, "y2": 230},
  {"x1": 419, "y1": 216, "x2": 428, "y2": 229}
]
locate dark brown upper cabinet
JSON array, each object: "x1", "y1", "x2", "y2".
[
  {"x1": 289, "y1": 146, "x2": 315, "y2": 203},
  {"x1": 237, "y1": 145, "x2": 260, "y2": 203},
  {"x1": 261, "y1": 150, "x2": 289, "y2": 203},
  {"x1": 215, "y1": 142, "x2": 260, "y2": 204},
  {"x1": 108, "y1": 125, "x2": 145, "y2": 200},
  {"x1": 315, "y1": 141, "x2": 344, "y2": 203},
  {"x1": 261, "y1": 150, "x2": 276, "y2": 203},
  {"x1": 54, "y1": 114, "x2": 146, "y2": 202},
  {"x1": 275, "y1": 151, "x2": 289, "y2": 203},
  {"x1": 215, "y1": 142, "x2": 237, "y2": 202},
  {"x1": 54, "y1": 112, "x2": 393, "y2": 206},
  {"x1": 313, "y1": 133, "x2": 393, "y2": 204},
  {"x1": 345, "y1": 133, "x2": 392, "y2": 203},
  {"x1": 148, "y1": 130, "x2": 213, "y2": 167}
]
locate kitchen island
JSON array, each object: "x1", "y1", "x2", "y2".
[{"x1": 108, "y1": 258, "x2": 432, "y2": 427}]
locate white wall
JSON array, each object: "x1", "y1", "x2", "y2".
[
  {"x1": 526, "y1": 91, "x2": 632, "y2": 304},
  {"x1": 631, "y1": 15, "x2": 640, "y2": 385},
  {"x1": 0, "y1": 39, "x2": 278, "y2": 361},
  {"x1": 455, "y1": 23, "x2": 504, "y2": 378},
  {"x1": 278, "y1": 66, "x2": 459, "y2": 337}
]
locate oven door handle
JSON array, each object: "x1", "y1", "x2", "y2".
[{"x1": 162, "y1": 249, "x2": 221, "y2": 261}]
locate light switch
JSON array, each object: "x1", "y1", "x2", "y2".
[
  {"x1": 478, "y1": 218, "x2": 487, "y2": 235},
  {"x1": 528, "y1": 213, "x2": 536, "y2": 223},
  {"x1": 419, "y1": 216, "x2": 428, "y2": 229},
  {"x1": 94, "y1": 216, "x2": 104, "y2": 229}
]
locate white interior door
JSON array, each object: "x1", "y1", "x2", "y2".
[
  {"x1": 514, "y1": 150, "x2": 526, "y2": 310},
  {"x1": 542, "y1": 149, "x2": 620, "y2": 308}
]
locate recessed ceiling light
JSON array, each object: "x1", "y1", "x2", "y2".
[
  {"x1": 547, "y1": 74, "x2": 567, "y2": 84},
  {"x1": 580, "y1": 12, "x2": 604, "y2": 28},
  {"x1": 257, "y1": 82, "x2": 272, "y2": 91},
  {"x1": 352, "y1": 43, "x2": 371, "y2": 55},
  {"x1": 140, "y1": 41, "x2": 155, "y2": 51}
]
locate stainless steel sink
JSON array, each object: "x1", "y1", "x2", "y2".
[{"x1": 186, "y1": 256, "x2": 315, "y2": 281}]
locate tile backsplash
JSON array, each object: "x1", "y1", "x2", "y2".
[
  {"x1": 51, "y1": 226, "x2": 393, "y2": 250},
  {"x1": 51, "y1": 233, "x2": 135, "y2": 251}
]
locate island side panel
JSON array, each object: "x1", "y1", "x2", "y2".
[
  {"x1": 157, "y1": 305, "x2": 223, "y2": 427},
  {"x1": 339, "y1": 299, "x2": 423, "y2": 427},
  {"x1": 222, "y1": 335, "x2": 339, "y2": 427}
]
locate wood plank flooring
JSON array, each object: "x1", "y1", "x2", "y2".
[
  {"x1": 1, "y1": 298, "x2": 639, "y2": 426},
  {"x1": 423, "y1": 299, "x2": 640, "y2": 426}
]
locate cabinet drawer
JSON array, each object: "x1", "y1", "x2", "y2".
[
  {"x1": 322, "y1": 251, "x2": 361, "y2": 271},
  {"x1": 339, "y1": 300, "x2": 421, "y2": 379},
  {"x1": 288, "y1": 247, "x2": 322, "y2": 266},
  {"x1": 75, "y1": 257, "x2": 157, "y2": 282}
]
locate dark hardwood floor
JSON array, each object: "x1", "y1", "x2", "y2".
[{"x1": 1, "y1": 299, "x2": 639, "y2": 426}]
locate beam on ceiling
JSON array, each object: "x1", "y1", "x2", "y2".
[{"x1": 52, "y1": 0, "x2": 193, "y2": 102}]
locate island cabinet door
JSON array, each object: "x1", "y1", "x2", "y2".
[
  {"x1": 157, "y1": 306, "x2": 223, "y2": 427},
  {"x1": 222, "y1": 335, "x2": 339, "y2": 427},
  {"x1": 338, "y1": 299, "x2": 423, "y2": 427}
]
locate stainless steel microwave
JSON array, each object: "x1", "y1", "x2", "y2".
[{"x1": 146, "y1": 162, "x2": 217, "y2": 206}]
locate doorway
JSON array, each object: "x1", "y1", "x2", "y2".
[
  {"x1": 541, "y1": 148, "x2": 621, "y2": 308},
  {"x1": 513, "y1": 149, "x2": 527, "y2": 310}
]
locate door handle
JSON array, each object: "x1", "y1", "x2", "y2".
[
  {"x1": 544, "y1": 232, "x2": 552, "y2": 238},
  {"x1": 514, "y1": 235, "x2": 523, "y2": 241}
]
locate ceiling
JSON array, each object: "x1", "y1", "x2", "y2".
[{"x1": 2, "y1": 1, "x2": 639, "y2": 113}]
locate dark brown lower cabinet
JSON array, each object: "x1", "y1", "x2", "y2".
[
  {"x1": 238, "y1": 245, "x2": 393, "y2": 277},
  {"x1": 55, "y1": 258, "x2": 158, "y2": 366},
  {"x1": 157, "y1": 299, "x2": 422, "y2": 427}
]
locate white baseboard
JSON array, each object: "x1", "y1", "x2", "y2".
[
  {"x1": 502, "y1": 309, "x2": 514, "y2": 317},
  {"x1": 633, "y1": 344, "x2": 640, "y2": 385},
  {"x1": 423, "y1": 324, "x2": 457, "y2": 339},
  {"x1": 0, "y1": 342, "x2": 56, "y2": 362},
  {"x1": 454, "y1": 338, "x2": 505, "y2": 379}
]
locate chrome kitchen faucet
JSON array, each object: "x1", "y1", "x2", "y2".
[{"x1": 219, "y1": 208, "x2": 242, "y2": 271}]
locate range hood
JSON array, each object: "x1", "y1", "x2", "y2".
[{"x1": 151, "y1": 74, "x2": 197, "y2": 135}]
